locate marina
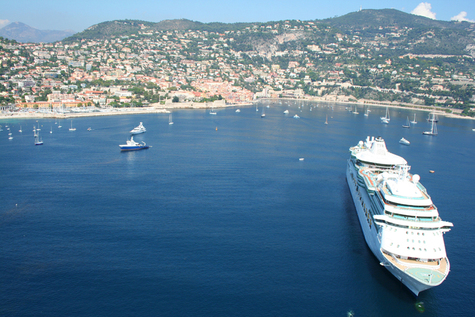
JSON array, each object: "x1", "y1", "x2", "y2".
[{"x1": 0, "y1": 101, "x2": 473, "y2": 316}]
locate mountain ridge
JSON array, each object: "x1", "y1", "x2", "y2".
[{"x1": 0, "y1": 22, "x2": 75, "y2": 43}]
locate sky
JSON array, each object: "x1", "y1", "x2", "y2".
[{"x1": 1, "y1": 0, "x2": 474, "y2": 32}]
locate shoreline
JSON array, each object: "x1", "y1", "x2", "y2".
[{"x1": 0, "y1": 99, "x2": 472, "y2": 121}]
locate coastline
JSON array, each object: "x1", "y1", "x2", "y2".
[{"x1": 0, "y1": 98, "x2": 472, "y2": 121}]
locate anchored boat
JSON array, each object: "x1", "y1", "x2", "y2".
[
  {"x1": 346, "y1": 136, "x2": 452, "y2": 295},
  {"x1": 119, "y1": 136, "x2": 149, "y2": 151},
  {"x1": 130, "y1": 122, "x2": 146, "y2": 134}
]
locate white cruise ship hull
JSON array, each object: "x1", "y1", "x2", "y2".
[{"x1": 346, "y1": 161, "x2": 431, "y2": 296}]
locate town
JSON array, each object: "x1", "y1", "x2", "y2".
[{"x1": 1, "y1": 13, "x2": 475, "y2": 117}]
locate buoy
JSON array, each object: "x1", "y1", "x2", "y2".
[{"x1": 415, "y1": 301, "x2": 425, "y2": 313}]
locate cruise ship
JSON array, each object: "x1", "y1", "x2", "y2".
[{"x1": 346, "y1": 136, "x2": 453, "y2": 295}]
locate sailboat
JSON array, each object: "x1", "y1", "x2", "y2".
[
  {"x1": 402, "y1": 116, "x2": 410, "y2": 128},
  {"x1": 352, "y1": 105, "x2": 359, "y2": 114},
  {"x1": 261, "y1": 107, "x2": 266, "y2": 118},
  {"x1": 325, "y1": 115, "x2": 328, "y2": 125},
  {"x1": 169, "y1": 113, "x2": 174, "y2": 125},
  {"x1": 69, "y1": 121, "x2": 76, "y2": 131},
  {"x1": 50, "y1": 126, "x2": 53, "y2": 133},
  {"x1": 410, "y1": 113, "x2": 417, "y2": 124},
  {"x1": 380, "y1": 107, "x2": 390, "y2": 124},
  {"x1": 34, "y1": 128, "x2": 43, "y2": 145},
  {"x1": 423, "y1": 119, "x2": 438, "y2": 135},
  {"x1": 209, "y1": 107, "x2": 217, "y2": 115},
  {"x1": 364, "y1": 107, "x2": 369, "y2": 117},
  {"x1": 19, "y1": 126, "x2": 22, "y2": 133}
]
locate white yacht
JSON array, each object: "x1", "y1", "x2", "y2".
[
  {"x1": 347, "y1": 136, "x2": 452, "y2": 295},
  {"x1": 399, "y1": 137, "x2": 410, "y2": 145},
  {"x1": 130, "y1": 122, "x2": 146, "y2": 134}
]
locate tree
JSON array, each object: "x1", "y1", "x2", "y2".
[{"x1": 172, "y1": 96, "x2": 179, "y2": 103}]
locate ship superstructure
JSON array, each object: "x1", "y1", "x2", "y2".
[{"x1": 346, "y1": 136, "x2": 453, "y2": 295}]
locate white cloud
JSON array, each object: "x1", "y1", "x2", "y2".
[
  {"x1": 411, "y1": 3, "x2": 437, "y2": 19},
  {"x1": 451, "y1": 11, "x2": 475, "y2": 23},
  {"x1": 0, "y1": 19, "x2": 10, "y2": 29}
]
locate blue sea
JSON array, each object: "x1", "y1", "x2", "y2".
[{"x1": 1, "y1": 101, "x2": 474, "y2": 316}]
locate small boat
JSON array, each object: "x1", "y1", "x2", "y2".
[
  {"x1": 410, "y1": 113, "x2": 417, "y2": 124},
  {"x1": 423, "y1": 120, "x2": 438, "y2": 136},
  {"x1": 402, "y1": 117, "x2": 410, "y2": 128},
  {"x1": 87, "y1": 127, "x2": 92, "y2": 131},
  {"x1": 119, "y1": 136, "x2": 149, "y2": 151},
  {"x1": 69, "y1": 121, "x2": 76, "y2": 131},
  {"x1": 380, "y1": 107, "x2": 390, "y2": 124},
  {"x1": 299, "y1": 158, "x2": 304, "y2": 161},
  {"x1": 130, "y1": 122, "x2": 146, "y2": 134},
  {"x1": 284, "y1": 109, "x2": 289, "y2": 114},
  {"x1": 235, "y1": 109, "x2": 240, "y2": 113},
  {"x1": 399, "y1": 137, "x2": 410, "y2": 145},
  {"x1": 34, "y1": 130, "x2": 43, "y2": 145},
  {"x1": 293, "y1": 114, "x2": 300, "y2": 119}
]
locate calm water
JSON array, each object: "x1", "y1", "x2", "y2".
[{"x1": 1, "y1": 102, "x2": 474, "y2": 316}]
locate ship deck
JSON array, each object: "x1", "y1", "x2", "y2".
[{"x1": 383, "y1": 253, "x2": 448, "y2": 285}]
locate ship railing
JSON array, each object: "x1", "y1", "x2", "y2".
[{"x1": 383, "y1": 251, "x2": 448, "y2": 274}]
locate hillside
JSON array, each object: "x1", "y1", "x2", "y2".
[
  {"x1": 64, "y1": 19, "x2": 254, "y2": 42},
  {"x1": 61, "y1": 9, "x2": 475, "y2": 57}
]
